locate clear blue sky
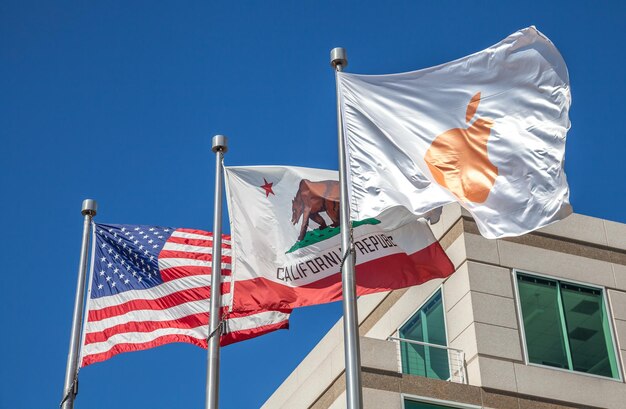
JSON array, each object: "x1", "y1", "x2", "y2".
[{"x1": 1, "y1": 1, "x2": 624, "y2": 408}]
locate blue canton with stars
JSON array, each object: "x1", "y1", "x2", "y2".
[{"x1": 91, "y1": 223, "x2": 176, "y2": 299}]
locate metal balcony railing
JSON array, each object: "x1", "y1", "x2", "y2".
[{"x1": 387, "y1": 337, "x2": 467, "y2": 384}]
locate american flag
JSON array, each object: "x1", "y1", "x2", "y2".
[{"x1": 80, "y1": 223, "x2": 291, "y2": 367}]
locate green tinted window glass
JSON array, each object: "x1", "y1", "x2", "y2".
[
  {"x1": 517, "y1": 275, "x2": 568, "y2": 368},
  {"x1": 399, "y1": 290, "x2": 449, "y2": 380},
  {"x1": 404, "y1": 399, "x2": 456, "y2": 409},
  {"x1": 400, "y1": 314, "x2": 426, "y2": 377},
  {"x1": 517, "y1": 273, "x2": 619, "y2": 379},
  {"x1": 560, "y1": 283, "x2": 619, "y2": 378}
]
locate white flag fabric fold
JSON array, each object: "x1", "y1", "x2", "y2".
[
  {"x1": 224, "y1": 165, "x2": 453, "y2": 313},
  {"x1": 338, "y1": 26, "x2": 572, "y2": 238}
]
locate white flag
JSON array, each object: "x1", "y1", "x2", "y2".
[
  {"x1": 338, "y1": 26, "x2": 572, "y2": 238},
  {"x1": 224, "y1": 166, "x2": 453, "y2": 313}
]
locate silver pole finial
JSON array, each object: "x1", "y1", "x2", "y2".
[
  {"x1": 330, "y1": 47, "x2": 348, "y2": 71},
  {"x1": 81, "y1": 199, "x2": 97, "y2": 216},
  {"x1": 212, "y1": 135, "x2": 228, "y2": 153}
]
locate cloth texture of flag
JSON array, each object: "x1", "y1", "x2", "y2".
[
  {"x1": 224, "y1": 165, "x2": 454, "y2": 313},
  {"x1": 337, "y1": 26, "x2": 571, "y2": 238},
  {"x1": 80, "y1": 223, "x2": 290, "y2": 367}
]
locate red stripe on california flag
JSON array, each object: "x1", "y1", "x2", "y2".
[
  {"x1": 160, "y1": 266, "x2": 232, "y2": 282},
  {"x1": 82, "y1": 334, "x2": 208, "y2": 367},
  {"x1": 231, "y1": 241, "x2": 453, "y2": 312},
  {"x1": 87, "y1": 285, "x2": 221, "y2": 322}
]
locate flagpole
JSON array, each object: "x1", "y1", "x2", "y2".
[
  {"x1": 61, "y1": 199, "x2": 97, "y2": 409},
  {"x1": 206, "y1": 135, "x2": 228, "y2": 409},
  {"x1": 331, "y1": 48, "x2": 363, "y2": 409}
]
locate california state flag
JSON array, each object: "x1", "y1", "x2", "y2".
[
  {"x1": 224, "y1": 166, "x2": 453, "y2": 312},
  {"x1": 338, "y1": 26, "x2": 571, "y2": 238}
]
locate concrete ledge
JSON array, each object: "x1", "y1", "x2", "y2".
[
  {"x1": 537, "y1": 213, "x2": 608, "y2": 247},
  {"x1": 360, "y1": 337, "x2": 399, "y2": 373},
  {"x1": 497, "y1": 240, "x2": 616, "y2": 288}
]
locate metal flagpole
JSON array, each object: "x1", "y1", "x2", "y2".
[
  {"x1": 206, "y1": 135, "x2": 228, "y2": 409},
  {"x1": 331, "y1": 48, "x2": 363, "y2": 409},
  {"x1": 61, "y1": 199, "x2": 97, "y2": 409}
]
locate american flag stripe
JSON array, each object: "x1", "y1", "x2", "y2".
[
  {"x1": 221, "y1": 311, "x2": 290, "y2": 346},
  {"x1": 84, "y1": 306, "x2": 216, "y2": 344},
  {"x1": 173, "y1": 228, "x2": 214, "y2": 237},
  {"x1": 158, "y1": 251, "x2": 233, "y2": 265},
  {"x1": 157, "y1": 258, "x2": 232, "y2": 272},
  {"x1": 82, "y1": 306, "x2": 290, "y2": 366},
  {"x1": 166, "y1": 236, "x2": 232, "y2": 248},
  {"x1": 159, "y1": 267, "x2": 231, "y2": 282},
  {"x1": 169, "y1": 229, "x2": 233, "y2": 244},
  {"x1": 87, "y1": 305, "x2": 233, "y2": 340},
  {"x1": 83, "y1": 327, "x2": 208, "y2": 357},
  {"x1": 89, "y1": 292, "x2": 230, "y2": 328},
  {"x1": 82, "y1": 335, "x2": 207, "y2": 367},
  {"x1": 87, "y1": 276, "x2": 211, "y2": 310},
  {"x1": 224, "y1": 310, "x2": 290, "y2": 332},
  {"x1": 161, "y1": 241, "x2": 231, "y2": 254},
  {"x1": 84, "y1": 312, "x2": 210, "y2": 344},
  {"x1": 163, "y1": 237, "x2": 231, "y2": 250},
  {"x1": 86, "y1": 284, "x2": 232, "y2": 322},
  {"x1": 80, "y1": 223, "x2": 290, "y2": 367},
  {"x1": 86, "y1": 299, "x2": 213, "y2": 331},
  {"x1": 82, "y1": 309, "x2": 290, "y2": 366},
  {"x1": 85, "y1": 306, "x2": 282, "y2": 346}
]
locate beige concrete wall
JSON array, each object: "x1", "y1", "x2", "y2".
[
  {"x1": 363, "y1": 279, "x2": 444, "y2": 341},
  {"x1": 261, "y1": 293, "x2": 388, "y2": 409},
  {"x1": 363, "y1": 388, "x2": 402, "y2": 409}
]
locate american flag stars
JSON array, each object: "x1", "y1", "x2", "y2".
[{"x1": 91, "y1": 224, "x2": 172, "y2": 298}]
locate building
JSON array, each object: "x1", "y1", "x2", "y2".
[{"x1": 262, "y1": 204, "x2": 626, "y2": 409}]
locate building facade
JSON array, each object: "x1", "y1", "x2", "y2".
[{"x1": 262, "y1": 204, "x2": 626, "y2": 409}]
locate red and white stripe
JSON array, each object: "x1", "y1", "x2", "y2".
[
  {"x1": 231, "y1": 220, "x2": 455, "y2": 313},
  {"x1": 80, "y1": 229, "x2": 290, "y2": 367}
]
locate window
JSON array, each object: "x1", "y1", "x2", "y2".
[
  {"x1": 399, "y1": 289, "x2": 449, "y2": 380},
  {"x1": 404, "y1": 400, "x2": 455, "y2": 409},
  {"x1": 516, "y1": 272, "x2": 620, "y2": 379},
  {"x1": 403, "y1": 397, "x2": 479, "y2": 409}
]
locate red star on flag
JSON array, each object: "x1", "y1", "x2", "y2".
[{"x1": 260, "y1": 178, "x2": 275, "y2": 197}]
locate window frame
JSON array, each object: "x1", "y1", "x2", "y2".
[
  {"x1": 401, "y1": 393, "x2": 481, "y2": 409},
  {"x1": 395, "y1": 285, "x2": 451, "y2": 380},
  {"x1": 512, "y1": 268, "x2": 623, "y2": 381}
]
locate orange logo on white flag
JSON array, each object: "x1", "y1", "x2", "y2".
[{"x1": 424, "y1": 92, "x2": 498, "y2": 203}]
